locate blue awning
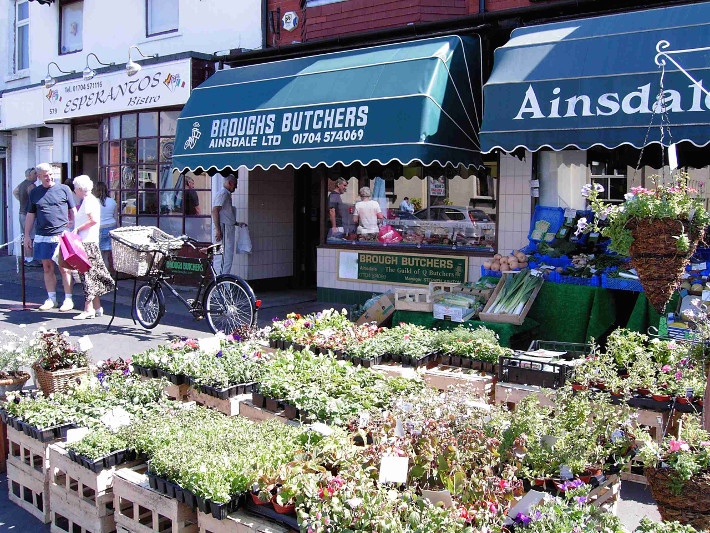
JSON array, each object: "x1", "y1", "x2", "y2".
[
  {"x1": 172, "y1": 36, "x2": 483, "y2": 173},
  {"x1": 480, "y1": 2, "x2": 710, "y2": 153}
]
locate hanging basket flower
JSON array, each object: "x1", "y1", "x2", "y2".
[{"x1": 583, "y1": 173, "x2": 709, "y2": 313}]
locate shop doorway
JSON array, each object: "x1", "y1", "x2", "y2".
[
  {"x1": 73, "y1": 145, "x2": 99, "y2": 181},
  {"x1": 0, "y1": 156, "x2": 6, "y2": 255},
  {"x1": 293, "y1": 167, "x2": 320, "y2": 288}
]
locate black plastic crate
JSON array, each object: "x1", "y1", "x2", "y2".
[
  {"x1": 498, "y1": 355, "x2": 571, "y2": 389},
  {"x1": 527, "y1": 340, "x2": 592, "y2": 360}
]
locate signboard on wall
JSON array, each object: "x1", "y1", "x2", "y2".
[
  {"x1": 43, "y1": 59, "x2": 192, "y2": 122},
  {"x1": 429, "y1": 176, "x2": 446, "y2": 196},
  {"x1": 337, "y1": 250, "x2": 468, "y2": 286}
]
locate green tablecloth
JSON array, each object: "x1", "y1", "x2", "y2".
[
  {"x1": 391, "y1": 310, "x2": 539, "y2": 348},
  {"x1": 393, "y1": 283, "x2": 670, "y2": 346}
]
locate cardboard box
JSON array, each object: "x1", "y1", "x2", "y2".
[
  {"x1": 356, "y1": 294, "x2": 395, "y2": 325},
  {"x1": 433, "y1": 303, "x2": 477, "y2": 323}
]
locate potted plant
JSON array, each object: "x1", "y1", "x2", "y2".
[
  {"x1": 30, "y1": 328, "x2": 90, "y2": 395},
  {"x1": 583, "y1": 173, "x2": 709, "y2": 313},
  {"x1": 0, "y1": 330, "x2": 35, "y2": 398}
]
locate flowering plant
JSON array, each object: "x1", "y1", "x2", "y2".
[
  {"x1": 579, "y1": 173, "x2": 709, "y2": 256},
  {"x1": 31, "y1": 328, "x2": 89, "y2": 371},
  {"x1": 0, "y1": 330, "x2": 35, "y2": 378},
  {"x1": 636, "y1": 414, "x2": 710, "y2": 494}
]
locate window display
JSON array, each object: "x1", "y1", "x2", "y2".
[{"x1": 324, "y1": 159, "x2": 498, "y2": 252}]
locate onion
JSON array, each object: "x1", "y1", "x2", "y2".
[
  {"x1": 509, "y1": 259, "x2": 519, "y2": 270},
  {"x1": 515, "y1": 251, "x2": 527, "y2": 262},
  {"x1": 494, "y1": 254, "x2": 502, "y2": 260},
  {"x1": 518, "y1": 261, "x2": 528, "y2": 269},
  {"x1": 491, "y1": 263, "x2": 500, "y2": 271},
  {"x1": 483, "y1": 260, "x2": 493, "y2": 269}
]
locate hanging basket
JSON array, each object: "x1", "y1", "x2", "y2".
[
  {"x1": 32, "y1": 363, "x2": 91, "y2": 395},
  {"x1": 628, "y1": 218, "x2": 703, "y2": 314},
  {"x1": 645, "y1": 467, "x2": 710, "y2": 530},
  {"x1": 0, "y1": 372, "x2": 31, "y2": 399}
]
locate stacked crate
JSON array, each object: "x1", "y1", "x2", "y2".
[
  {"x1": 6, "y1": 426, "x2": 53, "y2": 523},
  {"x1": 48, "y1": 443, "x2": 128, "y2": 533},
  {"x1": 112, "y1": 466, "x2": 198, "y2": 533}
]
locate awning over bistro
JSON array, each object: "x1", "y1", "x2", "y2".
[
  {"x1": 172, "y1": 35, "x2": 483, "y2": 173},
  {"x1": 480, "y1": 2, "x2": 710, "y2": 153}
]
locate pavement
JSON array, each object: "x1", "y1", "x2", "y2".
[{"x1": 0, "y1": 254, "x2": 662, "y2": 531}]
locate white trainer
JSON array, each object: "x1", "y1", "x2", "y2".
[
  {"x1": 59, "y1": 300, "x2": 75, "y2": 312},
  {"x1": 38, "y1": 299, "x2": 58, "y2": 311},
  {"x1": 95, "y1": 307, "x2": 104, "y2": 317}
]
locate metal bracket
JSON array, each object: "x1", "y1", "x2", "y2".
[{"x1": 655, "y1": 40, "x2": 710, "y2": 97}]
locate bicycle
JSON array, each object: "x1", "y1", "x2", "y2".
[{"x1": 110, "y1": 227, "x2": 259, "y2": 334}]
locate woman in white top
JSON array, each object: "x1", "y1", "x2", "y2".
[
  {"x1": 71, "y1": 175, "x2": 116, "y2": 319},
  {"x1": 353, "y1": 186, "x2": 384, "y2": 237},
  {"x1": 95, "y1": 181, "x2": 118, "y2": 270}
]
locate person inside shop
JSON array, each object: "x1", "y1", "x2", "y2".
[
  {"x1": 71, "y1": 175, "x2": 116, "y2": 320},
  {"x1": 212, "y1": 173, "x2": 238, "y2": 274},
  {"x1": 353, "y1": 186, "x2": 384, "y2": 239},
  {"x1": 399, "y1": 196, "x2": 415, "y2": 219},
  {"x1": 184, "y1": 175, "x2": 200, "y2": 215},
  {"x1": 328, "y1": 178, "x2": 353, "y2": 240},
  {"x1": 13, "y1": 167, "x2": 41, "y2": 268},
  {"x1": 24, "y1": 163, "x2": 76, "y2": 312},
  {"x1": 94, "y1": 181, "x2": 117, "y2": 272}
]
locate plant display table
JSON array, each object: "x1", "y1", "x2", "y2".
[{"x1": 196, "y1": 509, "x2": 291, "y2": 533}]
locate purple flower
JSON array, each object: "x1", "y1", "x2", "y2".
[
  {"x1": 515, "y1": 513, "x2": 533, "y2": 526},
  {"x1": 215, "y1": 350, "x2": 223, "y2": 358},
  {"x1": 575, "y1": 496, "x2": 588, "y2": 505}
]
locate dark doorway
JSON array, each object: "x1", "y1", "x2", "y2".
[
  {"x1": 293, "y1": 167, "x2": 321, "y2": 288},
  {"x1": 73, "y1": 145, "x2": 99, "y2": 181}
]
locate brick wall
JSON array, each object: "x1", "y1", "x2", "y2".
[{"x1": 266, "y1": 0, "x2": 304, "y2": 46}]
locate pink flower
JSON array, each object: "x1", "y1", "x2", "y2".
[
  {"x1": 675, "y1": 371, "x2": 683, "y2": 380},
  {"x1": 669, "y1": 439, "x2": 690, "y2": 452},
  {"x1": 700, "y1": 441, "x2": 710, "y2": 447},
  {"x1": 662, "y1": 365, "x2": 672, "y2": 372}
]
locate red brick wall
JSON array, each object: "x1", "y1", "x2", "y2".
[{"x1": 266, "y1": 0, "x2": 580, "y2": 46}]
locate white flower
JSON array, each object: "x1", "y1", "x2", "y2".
[
  {"x1": 593, "y1": 183, "x2": 605, "y2": 193},
  {"x1": 624, "y1": 193, "x2": 635, "y2": 201}
]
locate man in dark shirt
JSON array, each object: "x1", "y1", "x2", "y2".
[
  {"x1": 13, "y1": 167, "x2": 40, "y2": 266},
  {"x1": 184, "y1": 176, "x2": 200, "y2": 215},
  {"x1": 328, "y1": 178, "x2": 353, "y2": 239},
  {"x1": 24, "y1": 163, "x2": 77, "y2": 312}
]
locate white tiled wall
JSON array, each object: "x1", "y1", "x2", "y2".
[
  {"x1": 497, "y1": 153, "x2": 534, "y2": 254},
  {"x1": 231, "y1": 167, "x2": 294, "y2": 280}
]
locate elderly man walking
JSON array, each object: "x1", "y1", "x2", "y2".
[{"x1": 24, "y1": 163, "x2": 77, "y2": 311}]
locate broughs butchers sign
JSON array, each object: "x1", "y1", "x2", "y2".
[{"x1": 43, "y1": 59, "x2": 192, "y2": 121}]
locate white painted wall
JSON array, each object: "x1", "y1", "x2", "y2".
[
  {"x1": 3, "y1": 0, "x2": 263, "y2": 93},
  {"x1": 538, "y1": 150, "x2": 588, "y2": 210},
  {"x1": 497, "y1": 153, "x2": 533, "y2": 255}
]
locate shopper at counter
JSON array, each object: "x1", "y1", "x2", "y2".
[
  {"x1": 328, "y1": 178, "x2": 353, "y2": 239},
  {"x1": 353, "y1": 186, "x2": 384, "y2": 238}
]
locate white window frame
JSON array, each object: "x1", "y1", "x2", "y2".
[
  {"x1": 14, "y1": 0, "x2": 30, "y2": 73},
  {"x1": 147, "y1": 0, "x2": 179, "y2": 37},
  {"x1": 60, "y1": 0, "x2": 83, "y2": 55}
]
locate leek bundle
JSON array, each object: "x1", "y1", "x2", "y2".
[{"x1": 487, "y1": 269, "x2": 543, "y2": 315}]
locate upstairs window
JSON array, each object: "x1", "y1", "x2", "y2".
[
  {"x1": 60, "y1": 0, "x2": 83, "y2": 54},
  {"x1": 15, "y1": 0, "x2": 29, "y2": 72},
  {"x1": 147, "y1": 0, "x2": 178, "y2": 37}
]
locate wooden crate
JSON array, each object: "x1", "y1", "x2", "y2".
[
  {"x1": 113, "y1": 466, "x2": 198, "y2": 533},
  {"x1": 6, "y1": 425, "x2": 54, "y2": 482},
  {"x1": 50, "y1": 489, "x2": 116, "y2": 533},
  {"x1": 478, "y1": 272, "x2": 543, "y2": 325},
  {"x1": 634, "y1": 409, "x2": 669, "y2": 444},
  {"x1": 428, "y1": 282, "x2": 462, "y2": 295},
  {"x1": 620, "y1": 455, "x2": 648, "y2": 485},
  {"x1": 494, "y1": 382, "x2": 555, "y2": 409},
  {"x1": 394, "y1": 288, "x2": 432, "y2": 312},
  {"x1": 422, "y1": 367, "x2": 495, "y2": 400},
  {"x1": 165, "y1": 383, "x2": 191, "y2": 401},
  {"x1": 7, "y1": 459, "x2": 51, "y2": 523},
  {"x1": 454, "y1": 285, "x2": 494, "y2": 302},
  {"x1": 239, "y1": 401, "x2": 292, "y2": 425},
  {"x1": 187, "y1": 389, "x2": 249, "y2": 417},
  {"x1": 588, "y1": 474, "x2": 621, "y2": 514},
  {"x1": 197, "y1": 509, "x2": 293, "y2": 533}
]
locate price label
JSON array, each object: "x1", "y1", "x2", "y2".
[
  {"x1": 564, "y1": 208, "x2": 577, "y2": 219},
  {"x1": 65, "y1": 427, "x2": 90, "y2": 444},
  {"x1": 198, "y1": 337, "x2": 221, "y2": 355},
  {"x1": 378, "y1": 455, "x2": 409, "y2": 484}
]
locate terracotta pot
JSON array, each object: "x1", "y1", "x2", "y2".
[
  {"x1": 271, "y1": 496, "x2": 295, "y2": 515},
  {"x1": 676, "y1": 396, "x2": 692, "y2": 405},
  {"x1": 571, "y1": 383, "x2": 588, "y2": 391},
  {"x1": 652, "y1": 394, "x2": 672, "y2": 402},
  {"x1": 637, "y1": 388, "x2": 652, "y2": 397},
  {"x1": 250, "y1": 492, "x2": 271, "y2": 506}
]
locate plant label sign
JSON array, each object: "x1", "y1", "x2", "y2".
[
  {"x1": 65, "y1": 427, "x2": 90, "y2": 444},
  {"x1": 378, "y1": 455, "x2": 409, "y2": 484},
  {"x1": 198, "y1": 337, "x2": 221, "y2": 355},
  {"x1": 422, "y1": 489, "x2": 453, "y2": 509}
]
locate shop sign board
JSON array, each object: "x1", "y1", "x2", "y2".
[
  {"x1": 337, "y1": 250, "x2": 467, "y2": 286},
  {"x1": 42, "y1": 59, "x2": 192, "y2": 122}
]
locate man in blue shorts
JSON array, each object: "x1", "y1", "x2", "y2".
[{"x1": 24, "y1": 163, "x2": 77, "y2": 311}]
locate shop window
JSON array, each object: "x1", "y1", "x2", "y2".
[
  {"x1": 99, "y1": 110, "x2": 211, "y2": 241},
  {"x1": 588, "y1": 150, "x2": 628, "y2": 203},
  {"x1": 15, "y1": 0, "x2": 29, "y2": 72},
  {"x1": 59, "y1": 0, "x2": 83, "y2": 55},
  {"x1": 324, "y1": 159, "x2": 498, "y2": 252},
  {"x1": 147, "y1": 0, "x2": 178, "y2": 37}
]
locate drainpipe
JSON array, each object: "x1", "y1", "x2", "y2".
[
  {"x1": 262, "y1": 0, "x2": 268, "y2": 49},
  {"x1": 479, "y1": 0, "x2": 485, "y2": 15}
]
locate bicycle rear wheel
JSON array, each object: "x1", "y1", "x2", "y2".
[
  {"x1": 203, "y1": 277, "x2": 255, "y2": 334},
  {"x1": 134, "y1": 282, "x2": 165, "y2": 329}
]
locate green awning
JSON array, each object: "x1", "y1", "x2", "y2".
[
  {"x1": 480, "y1": 2, "x2": 710, "y2": 153},
  {"x1": 173, "y1": 36, "x2": 483, "y2": 173}
]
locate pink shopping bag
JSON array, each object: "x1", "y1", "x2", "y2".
[{"x1": 59, "y1": 231, "x2": 91, "y2": 273}]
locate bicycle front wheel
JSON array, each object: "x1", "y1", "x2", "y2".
[
  {"x1": 134, "y1": 283, "x2": 165, "y2": 329},
  {"x1": 204, "y1": 277, "x2": 255, "y2": 334}
]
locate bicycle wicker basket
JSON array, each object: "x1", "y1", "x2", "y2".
[
  {"x1": 32, "y1": 363, "x2": 91, "y2": 395},
  {"x1": 110, "y1": 226, "x2": 183, "y2": 277}
]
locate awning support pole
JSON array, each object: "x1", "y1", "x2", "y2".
[{"x1": 655, "y1": 40, "x2": 710, "y2": 97}]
